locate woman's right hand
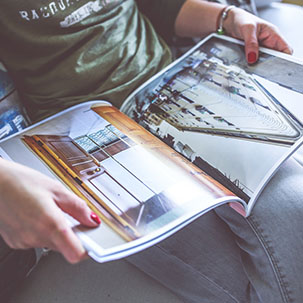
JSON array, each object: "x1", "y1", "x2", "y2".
[{"x1": 0, "y1": 159, "x2": 101, "y2": 263}]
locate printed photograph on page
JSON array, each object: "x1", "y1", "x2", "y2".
[
  {"x1": 0, "y1": 102, "x2": 238, "y2": 244},
  {"x1": 124, "y1": 35, "x2": 303, "y2": 202}
]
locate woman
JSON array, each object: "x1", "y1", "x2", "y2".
[{"x1": 0, "y1": 0, "x2": 298, "y2": 301}]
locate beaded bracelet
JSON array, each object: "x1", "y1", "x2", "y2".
[{"x1": 217, "y1": 5, "x2": 235, "y2": 35}]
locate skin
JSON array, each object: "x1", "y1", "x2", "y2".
[
  {"x1": 0, "y1": 159, "x2": 99, "y2": 263},
  {"x1": 175, "y1": 0, "x2": 293, "y2": 63},
  {"x1": 0, "y1": 1, "x2": 293, "y2": 263}
]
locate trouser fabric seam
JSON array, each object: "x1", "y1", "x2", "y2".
[
  {"x1": 156, "y1": 244, "x2": 241, "y2": 303},
  {"x1": 247, "y1": 216, "x2": 292, "y2": 303}
]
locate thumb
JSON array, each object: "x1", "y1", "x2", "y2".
[
  {"x1": 54, "y1": 188, "x2": 101, "y2": 227},
  {"x1": 242, "y1": 24, "x2": 259, "y2": 64}
]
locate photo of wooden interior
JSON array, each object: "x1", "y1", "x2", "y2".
[{"x1": 22, "y1": 104, "x2": 235, "y2": 242}]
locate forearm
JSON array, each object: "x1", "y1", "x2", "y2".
[
  {"x1": 175, "y1": 0, "x2": 225, "y2": 38},
  {"x1": 175, "y1": 0, "x2": 292, "y2": 63}
]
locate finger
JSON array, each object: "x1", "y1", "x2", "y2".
[
  {"x1": 36, "y1": 202, "x2": 87, "y2": 263},
  {"x1": 282, "y1": 45, "x2": 293, "y2": 55},
  {"x1": 54, "y1": 188, "x2": 101, "y2": 227},
  {"x1": 241, "y1": 23, "x2": 259, "y2": 64},
  {"x1": 50, "y1": 219, "x2": 87, "y2": 264},
  {"x1": 272, "y1": 35, "x2": 293, "y2": 55},
  {"x1": 49, "y1": 245, "x2": 89, "y2": 260},
  {"x1": 258, "y1": 25, "x2": 293, "y2": 55}
]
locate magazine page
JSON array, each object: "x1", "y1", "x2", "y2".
[
  {"x1": 0, "y1": 146, "x2": 12, "y2": 160},
  {"x1": 121, "y1": 34, "x2": 303, "y2": 215},
  {"x1": 0, "y1": 101, "x2": 244, "y2": 262}
]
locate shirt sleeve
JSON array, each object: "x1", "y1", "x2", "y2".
[{"x1": 136, "y1": 0, "x2": 186, "y2": 43}]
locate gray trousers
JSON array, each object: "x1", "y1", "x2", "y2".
[
  {"x1": 128, "y1": 157, "x2": 303, "y2": 303},
  {"x1": 0, "y1": 238, "x2": 36, "y2": 300},
  {"x1": 1, "y1": 158, "x2": 301, "y2": 302}
]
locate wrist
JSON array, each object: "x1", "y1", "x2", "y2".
[
  {"x1": 175, "y1": 0, "x2": 227, "y2": 37},
  {"x1": 216, "y1": 5, "x2": 236, "y2": 35}
]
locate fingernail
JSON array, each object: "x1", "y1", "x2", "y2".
[
  {"x1": 287, "y1": 47, "x2": 293, "y2": 55},
  {"x1": 90, "y1": 212, "x2": 101, "y2": 225},
  {"x1": 247, "y1": 52, "x2": 257, "y2": 64}
]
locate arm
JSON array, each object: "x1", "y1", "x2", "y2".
[
  {"x1": 175, "y1": 0, "x2": 293, "y2": 63},
  {"x1": 0, "y1": 158, "x2": 101, "y2": 263}
]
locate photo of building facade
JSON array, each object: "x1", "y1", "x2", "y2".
[
  {"x1": 139, "y1": 50, "x2": 301, "y2": 145},
  {"x1": 124, "y1": 36, "x2": 303, "y2": 200}
]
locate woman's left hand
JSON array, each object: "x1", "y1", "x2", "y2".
[
  {"x1": 175, "y1": 0, "x2": 293, "y2": 64},
  {"x1": 224, "y1": 7, "x2": 293, "y2": 63}
]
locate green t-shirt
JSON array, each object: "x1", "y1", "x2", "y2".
[{"x1": 0, "y1": 0, "x2": 184, "y2": 121}]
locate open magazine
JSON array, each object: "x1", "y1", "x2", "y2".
[{"x1": 0, "y1": 34, "x2": 303, "y2": 263}]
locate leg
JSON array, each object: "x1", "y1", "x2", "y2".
[
  {"x1": 128, "y1": 209, "x2": 259, "y2": 303},
  {"x1": 0, "y1": 236, "x2": 36, "y2": 300},
  {"x1": 129, "y1": 157, "x2": 303, "y2": 303},
  {"x1": 216, "y1": 157, "x2": 303, "y2": 303}
]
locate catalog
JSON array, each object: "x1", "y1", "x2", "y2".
[{"x1": 0, "y1": 34, "x2": 302, "y2": 262}]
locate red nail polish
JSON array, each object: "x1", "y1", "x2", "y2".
[
  {"x1": 90, "y1": 212, "x2": 101, "y2": 225},
  {"x1": 248, "y1": 52, "x2": 257, "y2": 64}
]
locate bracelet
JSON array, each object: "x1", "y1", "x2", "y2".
[{"x1": 216, "y1": 5, "x2": 235, "y2": 35}]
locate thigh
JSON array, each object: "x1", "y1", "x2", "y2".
[
  {"x1": 128, "y1": 209, "x2": 258, "y2": 303},
  {"x1": 0, "y1": 236, "x2": 36, "y2": 300},
  {"x1": 216, "y1": 157, "x2": 303, "y2": 303}
]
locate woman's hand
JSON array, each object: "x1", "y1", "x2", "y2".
[
  {"x1": 0, "y1": 159, "x2": 101, "y2": 263},
  {"x1": 224, "y1": 7, "x2": 293, "y2": 63},
  {"x1": 175, "y1": 0, "x2": 293, "y2": 63}
]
